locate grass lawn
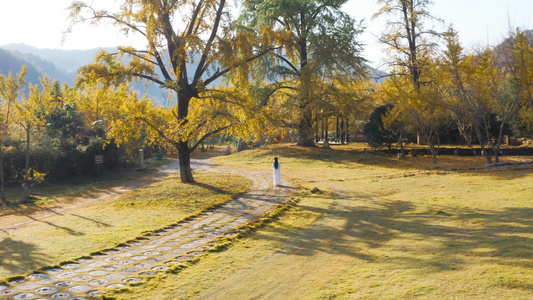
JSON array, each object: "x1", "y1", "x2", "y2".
[
  {"x1": 115, "y1": 144, "x2": 532, "y2": 300},
  {"x1": 0, "y1": 162, "x2": 252, "y2": 279}
]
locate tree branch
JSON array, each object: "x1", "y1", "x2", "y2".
[
  {"x1": 203, "y1": 46, "x2": 281, "y2": 86},
  {"x1": 131, "y1": 73, "x2": 166, "y2": 86},
  {"x1": 190, "y1": 125, "x2": 231, "y2": 152},
  {"x1": 275, "y1": 53, "x2": 300, "y2": 75},
  {"x1": 194, "y1": 0, "x2": 226, "y2": 83}
]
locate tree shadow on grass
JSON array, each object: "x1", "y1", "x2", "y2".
[
  {"x1": 1, "y1": 206, "x2": 85, "y2": 236},
  {"x1": 192, "y1": 181, "x2": 232, "y2": 196},
  {"x1": 251, "y1": 191, "x2": 533, "y2": 275},
  {"x1": 71, "y1": 214, "x2": 111, "y2": 228},
  {"x1": 0, "y1": 238, "x2": 51, "y2": 277},
  {"x1": 191, "y1": 181, "x2": 281, "y2": 215},
  {"x1": 250, "y1": 193, "x2": 408, "y2": 261}
]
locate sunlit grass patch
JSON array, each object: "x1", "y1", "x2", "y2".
[
  {"x1": 123, "y1": 144, "x2": 533, "y2": 300},
  {"x1": 0, "y1": 171, "x2": 251, "y2": 279}
]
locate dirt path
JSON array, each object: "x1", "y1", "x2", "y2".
[{"x1": 0, "y1": 149, "x2": 297, "y2": 300}]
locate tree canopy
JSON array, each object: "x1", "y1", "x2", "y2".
[
  {"x1": 69, "y1": 0, "x2": 278, "y2": 182},
  {"x1": 239, "y1": 0, "x2": 367, "y2": 146}
]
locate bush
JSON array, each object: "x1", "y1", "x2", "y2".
[{"x1": 1, "y1": 136, "x2": 122, "y2": 185}]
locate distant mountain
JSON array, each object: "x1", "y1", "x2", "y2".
[
  {"x1": 2, "y1": 43, "x2": 111, "y2": 73},
  {"x1": 0, "y1": 44, "x2": 168, "y2": 104},
  {"x1": 0, "y1": 44, "x2": 106, "y2": 87},
  {"x1": 0, "y1": 48, "x2": 44, "y2": 85}
]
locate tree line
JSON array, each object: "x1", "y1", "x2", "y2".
[
  {"x1": 1, "y1": 0, "x2": 533, "y2": 202},
  {"x1": 366, "y1": 0, "x2": 533, "y2": 165}
]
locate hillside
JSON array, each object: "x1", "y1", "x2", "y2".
[
  {"x1": 2, "y1": 43, "x2": 110, "y2": 74},
  {"x1": 0, "y1": 44, "x2": 167, "y2": 104},
  {"x1": 0, "y1": 48, "x2": 44, "y2": 85}
]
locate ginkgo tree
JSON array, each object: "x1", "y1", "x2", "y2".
[
  {"x1": 479, "y1": 29, "x2": 533, "y2": 163},
  {"x1": 75, "y1": 80, "x2": 152, "y2": 160},
  {"x1": 238, "y1": 0, "x2": 366, "y2": 147},
  {"x1": 435, "y1": 28, "x2": 500, "y2": 163},
  {"x1": 69, "y1": 0, "x2": 278, "y2": 183},
  {"x1": 77, "y1": 82, "x2": 116, "y2": 125},
  {"x1": 14, "y1": 79, "x2": 54, "y2": 200},
  {"x1": 464, "y1": 47, "x2": 513, "y2": 163},
  {"x1": 437, "y1": 27, "x2": 477, "y2": 147},
  {"x1": 380, "y1": 68, "x2": 448, "y2": 163},
  {"x1": 0, "y1": 67, "x2": 27, "y2": 203},
  {"x1": 507, "y1": 29, "x2": 533, "y2": 134},
  {"x1": 374, "y1": 0, "x2": 445, "y2": 162},
  {"x1": 107, "y1": 90, "x2": 163, "y2": 158}
]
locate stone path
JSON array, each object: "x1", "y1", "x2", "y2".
[{"x1": 0, "y1": 159, "x2": 294, "y2": 300}]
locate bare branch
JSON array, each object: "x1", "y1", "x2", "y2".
[{"x1": 194, "y1": 0, "x2": 226, "y2": 83}]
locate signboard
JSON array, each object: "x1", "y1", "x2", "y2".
[{"x1": 95, "y1": 155, "x2": 104, "y2": 165}]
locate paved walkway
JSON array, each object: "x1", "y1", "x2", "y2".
[{"x1": 0, "y1": 158, "x2": 295, "y2": 300}]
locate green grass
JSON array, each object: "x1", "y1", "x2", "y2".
[
  {"x1": 115, "y1": 144, "x2": 533, "y2": 300},
  {"x1": 0, "y1": 170, "x2": 252, "y2": 279}
]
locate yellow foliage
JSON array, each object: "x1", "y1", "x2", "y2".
[{"x1": 28, "y1": 168, "x2": 47, "y2": 186}]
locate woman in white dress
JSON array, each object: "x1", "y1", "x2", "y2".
[{"x1": 272, "y1": 157, "x2": 281, "y2": 187}]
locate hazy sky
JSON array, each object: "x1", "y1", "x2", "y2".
[{"x1": 1, "y1": 0, "x2": 532, "y2": 68}]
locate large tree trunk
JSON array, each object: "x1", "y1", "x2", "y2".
[
  {"x1": 458, "y1": 122, "x2": 473, "y2": 148},
  {"x1": 297, "y1": 127, "x2": 316, "y2": 146},
  {"x1": 177, "y1": 91, "x2": 195, "y2": 183},
  {"x1": 481, "y1": 116, "x2": 495, "y2": 163},
  {"x1": 487, "y1": 137, "x2": 499, "y2": 163},
  {"x1": 492, "y1": 121, "x2": 509, "y2": 163},
  {"x1": 296, "y1": 109, "x2": 315, "y2": 147},
  {"x1": 295, "y1": 28, "x2": 315, "y2": 147},
  {"x1": 178, "y1": 141, "x2": 194, "y2": 183},
  {"x1": 429, "y1": 141, "x2": 438, "y2": 163}
]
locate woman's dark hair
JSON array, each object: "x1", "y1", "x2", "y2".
[{"x1": 274, "y1": 157, "x2": 279, "y2": 169}]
